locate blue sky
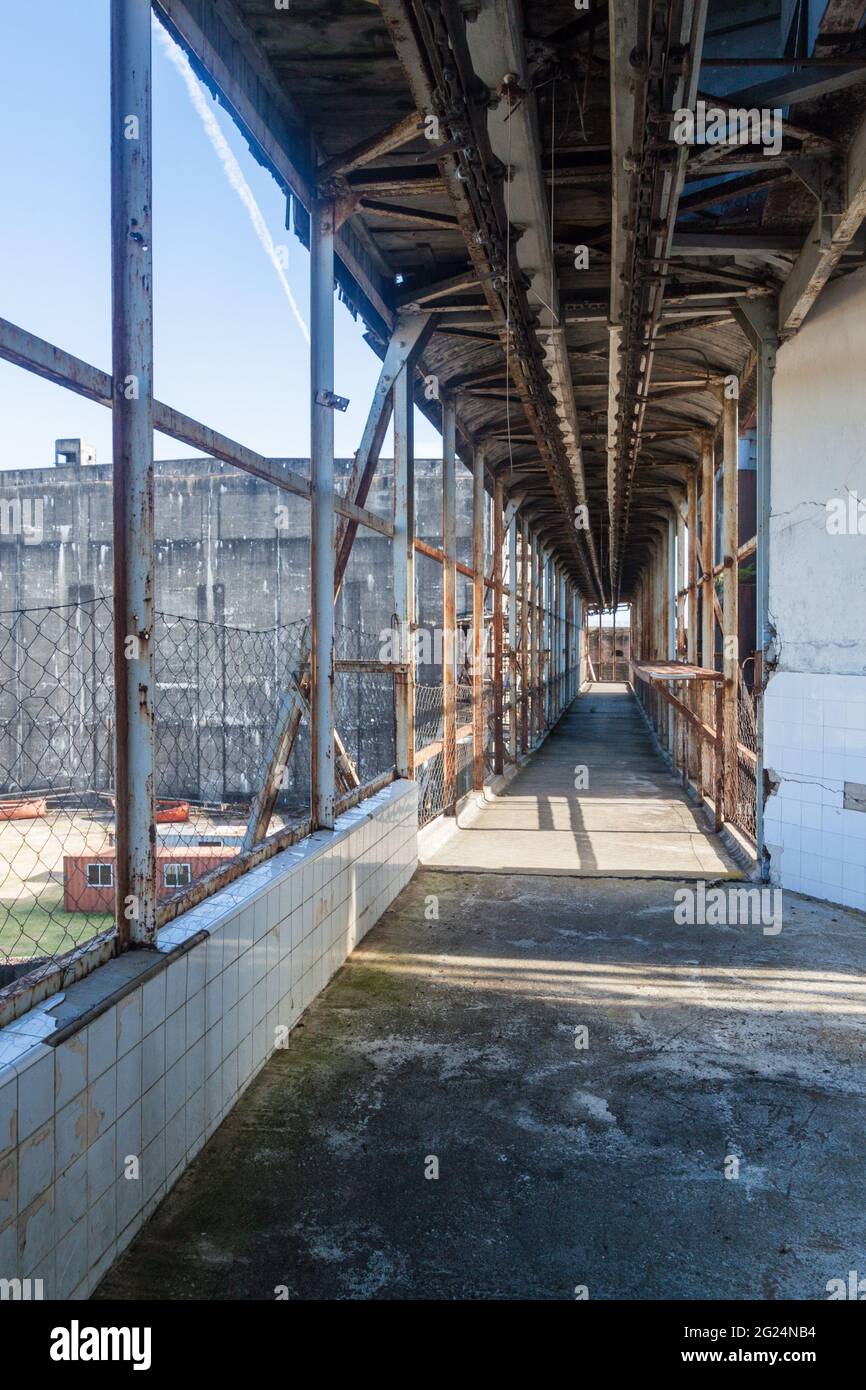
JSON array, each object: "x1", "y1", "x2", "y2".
[{"x1": 0, "y1": 1, "x2": 439, "y2": 470}]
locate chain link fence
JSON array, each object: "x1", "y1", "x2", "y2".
[
  {"x1": 0, "y1": 598, "x2": 399, "y2": 980},
  {"x1": 734, "y1": 674, "x2": 758, "y2": 842}
]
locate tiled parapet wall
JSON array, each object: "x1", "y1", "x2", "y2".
[
  {"x1": 0, "y1": 779, "x2": 418, "y2": 1300},
  {"x1": 763, "y1": 673, "x2": 866, "y2": 912}
]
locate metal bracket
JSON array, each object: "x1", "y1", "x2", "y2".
[{"x1": 315, "y1": 389, "x2": 350, "y2": 412}]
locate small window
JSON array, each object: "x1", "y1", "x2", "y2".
[
  {"x1": 163, "y1": 862, "x2": 192, "y2": 889},
  {"x1": 86, "y1": 862, "x2": 113, "y2": 888}
]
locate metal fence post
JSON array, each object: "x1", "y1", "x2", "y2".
[
  {"x1": 393, "y1": 361, "x2": 415, "y2": 780},
  {"x1": 442, "y1": 395, "x2": 457, "y2": 812},
  {"x1": 508, "y1": 510, "x2": 517, "y2": 758},
  {"x1": 722, "y1": 389, "x2": 739, "y2": 824},
  {"x1": 492, "y1": 475, "x2": 504, "y2": 775},
  {"x1": 520, "y1": 517, "x2": 530, "y2": 753},
  {"x1": 111, "y1": 0, "x2": 155, "y2": 948},
  {"x1": 472, "y1": 446, "x2": 485, "y2": 789},
  {"x1": 310, "y1": 196, "x2": 336, "y2": 830}
]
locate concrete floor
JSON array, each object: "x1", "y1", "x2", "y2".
[
  {"x1": 96, "y1": 690, "x2": 866, "y2": 1301},
  {"x1": 424, "y1": 684, "x2": 739, "y2": 877}
]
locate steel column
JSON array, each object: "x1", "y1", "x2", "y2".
[
  {"x1": 687, "y1": 469, "x2": 698, "y2": 665},
  {"x1": 310, "y1": 198, "x2": 337, "y2": 830},
  {"x1": 701, "y1": 435, "x2": 716, "y2": 793},
  {"x1": 111, "y1": 0, "x2": 155, "y2": 948},
  {"x1": 472, "y1": 447, "x2": 485, "y2": 789},
  {"x1": 492, "y1": 476, "x2": 504, "y2": 774},
  {"x1": 508, "y1": 511, "x2": 518, "y2": 759},
  {"x1": 442, "y1": 396, "x2": 457, "y2": 812},
  {"x1": 722, "y1": 391, "x2": 739, "y2": 823},
  {"x1": 393, "y1": 361, "x2": 415, "y2": 779},
  {"x1": 520, "y1": 517, "x2": 530, "y2": 753}
]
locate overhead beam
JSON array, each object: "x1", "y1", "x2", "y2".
[
  {"x1": 153, "y1": 0, "x2": 394, "y2": 334},
  {"x1": 317, "y1": 110, "x2": 422, "y2": 180},
  {"x1": 714, "y1": 65, "x2": 866, "y2": 108},
  {"x1": 779, "y1": 103, "x2": 866, "y2": 333},
  {"x1": 671, "y1": 232, "x2": 802, "y2": 256}
]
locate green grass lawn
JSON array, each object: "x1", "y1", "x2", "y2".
[{"x1": 0, "y1": 895, "x2": 113, "y2": 961}]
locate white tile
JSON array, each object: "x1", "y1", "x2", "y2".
[
  {"x1": 18, "y1": 1051, "x2": 54, "y2": 1141},
  {"x1": 116, "y1": 990, "x2": 142, "y2": 1058},
  {"x1": 55, "y1": 1216, "x2": 88, "y2": 1299},
  {"x1": 87, "y1": 1069, "x2": 117, "y2": 1144},
  {"x1": 0, "y1": 1076, "x2": 15, "y2": 1156},
  {"x1": 165, "y1": 1008, "x2": 186, "y2": 1071},
  {"x1": 87, "y1": 1125, "x2": 116, "y2": 1202},
  {"x1": 141, "y1": 1022, "x2": 165, "y2": 1093},
  {"x1": 88, "y1": 1184, "x2": 116, "y2": 1264},
  {"x1": 116, "y1": 1045, "x2": 142, "y2": 1117},
  {"x1": 165, "y1": 1058, "x2": 186, "y2": 1121},
  {"x1": 19, "y1": 1120, "x2": 53, "y2": 1208},
  {"x1": 141, "y1": 1079, "x2": 165, "y2": 1149},
  {"x1": 142, "y1": 973, "x2": 166, "y2": 1035},
  {"x1": 85, "y1": 1010, "x2": 116, "y2": 1084},
  {"x1": 54, "y1": 1035, "x2": 87, "y2": 1111},
  {"x1": 165, "y1": 958, "x2": 187, "y2": 1015}
]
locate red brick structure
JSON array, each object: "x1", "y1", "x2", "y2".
[{"x1": 63, "y1": 846, "x2": 238, "y2": 913}]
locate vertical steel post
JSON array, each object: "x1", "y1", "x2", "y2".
[
  {"x1": 492, "y1": 476, "x2": 504, "y2": 774},
  {"x1": 393, "y1": 362, "x2": 415, "y2": 780},
  {"x1": 676, "y1": 508, "x2": 686, "y2": 660},
  {"x1": 471, "y1": 447, "x2": 485, "y2": 788},
  {"x1": 520, "y1": 517, "x2": 530, "y2": 753},
  {"x1": 701, "y1": 435, "x2": 716, "y2": 792},
  {"x1": 686, "y1": 469, "x2": 698, "y2": 784},
  {"x1": 310, "y1": 197, "x2": 336, "y2": 829},
  {"x1": 687, "y1": 469, "x2": 698, "y2": 665},
  {"x1": 562, "y1": 574, "x2": 568, "y2": 705},
  {"x1": 508, "y1": 511, "x2": 518, "y2": 758},
  {"x1": 111, "y1": 0, "x2": 155, "y2": 948},
  {"x1": 754, "y1": 329, "x2": 777, "y2": 876},
  {"x1": 528, "y1": 532, "x2": 538, "y2": 741},
  {"x1": 722, "y1": 390, "x2": 739, "y2": 824},
  {"x1": 442, "y1": 395, "x2": 457, "y2": 812}
]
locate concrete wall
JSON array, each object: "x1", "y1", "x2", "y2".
[
  {"x1": 0, "y1": 455, "x2": 475, "y2": 805},
  {"x1": 0, "y1": 778, "x2": 417, "y2": 1298},
  {"x1": 764, "y1": 266, "x2": 866, "y2": 910}
]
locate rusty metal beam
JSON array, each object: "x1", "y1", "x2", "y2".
[
  {"x1": 310, "y1": 197, "x2": 337, "y2": 830},
  {"x1": 472, "y1": 446, "x2": 485, "y2": 789},
  {"x1": 111, "y1": 0, "x2": 156, "y2": 949},
  {"x1": 442, "y1": 396, "x2": 457, "y2": 813},
  {"x1": 393, "y1": 357, "x2": 415, "y2": 779},
  {"x1": 317, "y1": 110, "x2": 422, "y2": 181},
  {"x1": 721, "y1": 391, "x2": 739, "y2": 823},
  {"x1": 492, "y1": 475, "x2": 505, "y2": 775}
]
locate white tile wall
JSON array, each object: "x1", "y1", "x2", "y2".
[
  {"x1": 0, "y1": 778, "x2": 417, "y2": 1299},
  {"x1": 764, "y1": 673, "x2": 866, "y2": 912}
]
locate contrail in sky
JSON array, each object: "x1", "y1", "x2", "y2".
[{"x1": 155, "y1": 21, "x2": 310, "y2": 345}]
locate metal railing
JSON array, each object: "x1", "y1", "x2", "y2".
[{"x1": 631, "y1": 657, "x2": 757, "y2": 842}]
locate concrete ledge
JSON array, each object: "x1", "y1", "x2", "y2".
[{"x1": 0, "y1": 779, "x2": 418, "y2": 1299}]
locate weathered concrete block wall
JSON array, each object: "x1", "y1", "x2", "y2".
[
  {"x1": 0, "y1": 778, "x2": 417, "y2": 1298},
  {"x1": 764, "y1": 266, "x2": 866, "y2": 910},
  {"x1": 0, "y1": 455, "x2": 475, "y2": 803}
]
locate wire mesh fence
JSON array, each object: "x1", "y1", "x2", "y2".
[
  {"x1": 633, "y1": 660, "x2": 758, "y2": 846},
  {"x1": 734, "y1": 675, "x2": 758, "y2": 842},
  {"x1": 0, "y1": 599, "x2": 399, "y2": 981}
]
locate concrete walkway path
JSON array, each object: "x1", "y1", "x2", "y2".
[
  {"x1": 96, "y1": 870, "x2": 866, "y2": 1301},
  {"x1": 424, "y1": 683, "x2": 739, "y2": 877}
]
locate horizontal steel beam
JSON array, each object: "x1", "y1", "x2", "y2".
[
  {"x1": 779, "y1": 99, "x2": 866, "y2": 333},
  {"x1": 0, "y1": 316, "x2": 392, "y2": 536}
]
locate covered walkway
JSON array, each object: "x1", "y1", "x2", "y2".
[
  {"x1": 95, "y1": 685, "x2": 866, "y2": 1302},
  {"x1": 425, "y1": 684, "x2": 737, "y2": 878}
]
